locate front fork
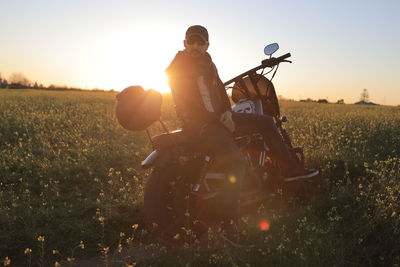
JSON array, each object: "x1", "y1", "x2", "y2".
[{"x1": 276, "y1": 116, "x2": 305, "y2": 167}]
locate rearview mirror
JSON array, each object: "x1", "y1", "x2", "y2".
[{"x1": 264, "y1": 43, "x2": 279, "y2": 56}]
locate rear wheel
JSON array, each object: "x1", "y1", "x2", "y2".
[{"x1": 144, "y1": 166, "x2": 205, "y2": 246}]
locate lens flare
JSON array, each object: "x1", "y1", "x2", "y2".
[
  {"x1": 229, "y1": 176, "x2": 237, "y2": 184},
  {"x1": 258, "y1": 220, "x2": 270, "y2": 231}
]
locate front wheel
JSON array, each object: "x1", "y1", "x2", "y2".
[{"x1": 143, "y1": 165, "x2": 204, "y2": 245}]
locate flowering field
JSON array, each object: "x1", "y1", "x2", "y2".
[{"x1": 1, "y1": 89, "x2": 399, "y2": 266}]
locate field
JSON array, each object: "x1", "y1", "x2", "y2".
[{"x1": 1, "y1": 89, "x2": 400, "y2": 266}]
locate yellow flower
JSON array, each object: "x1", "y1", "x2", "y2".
[
  {"x1": 54, "y1": 261, "x2": 61, "y2": 267},
  {"x1": 102, "y1": 247, "x2": 110, "y2": 255},
  {"x1": 3, "y1": 256, "x2": 11, "y2": 266},
  {"x1": 79, "y1": 241, "x2": 85, "y2": 249},
  {"x1": 126, "y1": 237, "x2": 134, "y2": 245},
  {"x1": 24, "y1": 248, "x2": 32, "y2": 254},
  {"x1": 37, "y1": 236, "x2": 45, "y2": 242}
]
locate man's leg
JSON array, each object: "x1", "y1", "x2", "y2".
[
  {"x1": 199, "y1": 123, "x2": 246, "y2": 222},
  {"x1": 232, "y1": 112, "x2": 300, "y2": 169},
  {"x1": 232, "y1": 112, "x2": 318, "y2": 180}
]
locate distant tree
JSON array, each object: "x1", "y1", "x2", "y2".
[
  {"x1": 317, "y1": 99, "x2": 328, "y2": 104},
  {"x1": 8, "y1": 72, "x2": 31, "y2": 86},
  {"x1": 336, "y1": 99, "x2": 345, "y2": 104},
  {"x1": 33, "y1": 81, "x2": 39, "y2": 89},
  {"x1": 2, "y1": 79, "x2": 8, "y2": 88},
  {"x1": 0, "y1": 73, "x2": 5, "y2": 88},
  {"x1": 300, "y1": 98, "x2": 316, "y2": 103},
  {"x1": 360, "y1": 88, "x2": 369, "y2": 102}
]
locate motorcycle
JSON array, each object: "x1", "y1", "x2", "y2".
[{"x1": 141, "y1": 43, "x2": 311, "y2": 245}]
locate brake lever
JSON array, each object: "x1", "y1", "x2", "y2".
[{"x1": 283, "y1": 60, "x2": 292, "y2": 63}]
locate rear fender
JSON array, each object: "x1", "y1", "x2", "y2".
[{"x1": 141, "y1": 149, "x2": 175, "y2": 169}]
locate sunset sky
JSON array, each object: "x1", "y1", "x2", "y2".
[{"x1": 1, "y1": 0, "x2": 399, "y2": 105}]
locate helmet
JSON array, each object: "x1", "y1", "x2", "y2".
[{"x1": 116, "y1": 86, "x2": 162, "y2": 131}]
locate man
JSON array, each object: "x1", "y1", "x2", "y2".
[{"x1": 166, "y1": 25, "x2": 318, "y2": 227}]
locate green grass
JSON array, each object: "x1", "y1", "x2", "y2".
[{"x1": 1, "y1": 89, "x2": 399, "y2": 266}]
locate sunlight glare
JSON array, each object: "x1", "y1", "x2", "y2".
[
  {"x1": 89, "y1": 23, "x2": 179, "y2": 93},
  {"x1": 229, "y1": 176, "x2": 237, "y2": 184},
  {"x1": 258, "y1": 220, "x2": 270, "y2": 231}
]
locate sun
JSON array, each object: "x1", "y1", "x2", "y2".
[
  {"x1": 98, "y1": 60, "x2": 171, "y2": 94},
  {"x1": 141, "y1": 73, "x2": 171, "y2": 94},
  {"x1": 89, "y1": 24, "x2": 179, "y2": 94}
]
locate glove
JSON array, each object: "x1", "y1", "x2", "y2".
[{"x1": 220, "y1": 110, "x2": 235, "y2": 133}]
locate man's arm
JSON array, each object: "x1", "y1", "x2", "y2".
[
  {"x1": 213, "y1": 62, "x2": 232, "y2": 112},
  {"x1": 167, "y1": 74, "x2": 190, "y2": 121},
  {"x1": 168, "y1": 71, "x2": 218, "y2": 124},
  {"x1": 220, "y1": 110, "x2": 235, "y2": 133},
  {"x1": 212, "y1": 63, "x2": 235, "y2": 133}
]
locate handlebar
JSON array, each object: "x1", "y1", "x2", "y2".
[
  {"x1": 223, "y1": 53, "x2": 291, "y2": 86},
  {"x1": 261, "y1": 53, "x2": 291, "y2": 67}
]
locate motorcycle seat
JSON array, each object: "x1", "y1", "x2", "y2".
[{"x1": 151, "y1": 129, "x2": 196, "y2": 149}]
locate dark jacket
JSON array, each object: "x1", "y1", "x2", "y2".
[{"x1": 166, "y1": 51, "x2": 231, "y2": 129}]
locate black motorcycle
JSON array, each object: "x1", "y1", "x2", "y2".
[{"x1": 141, "y1": 43, "x2": 312, "y2": 245}]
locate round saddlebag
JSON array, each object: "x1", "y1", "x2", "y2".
[{"x1": 116, "y1": 86, "x2": 162, "y2": 131}]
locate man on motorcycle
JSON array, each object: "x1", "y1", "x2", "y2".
[{"x1": 166, "y1": 25, "x2": 318, "y2": 226}]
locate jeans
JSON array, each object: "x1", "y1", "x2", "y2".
[
  {"x1": 232, "y1": 112, "x2": 300, "y2": 170},
  {"x1": 197, "y1": 123, "x2": 246, "y2": 221}
]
